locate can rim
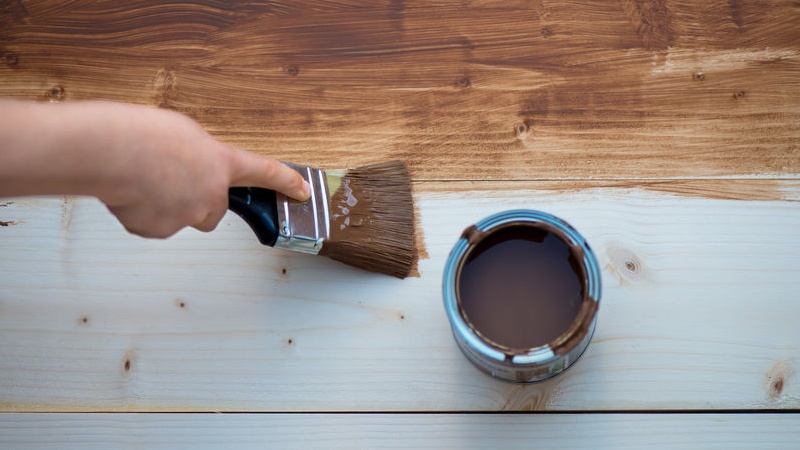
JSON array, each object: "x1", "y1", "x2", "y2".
[{"x1": 442, "y1": 209, "x2": 602, "y2": 366}]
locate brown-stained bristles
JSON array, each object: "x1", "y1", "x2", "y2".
[{"x1": 319, "y1": 161, "x2": 417, "y2": 278}]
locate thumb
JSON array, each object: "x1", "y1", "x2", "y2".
[{"x1": 229, "y1": 149, "x2": 310, "y2": 201}]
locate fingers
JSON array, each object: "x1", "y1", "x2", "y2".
[
  {"x1": 193, "y1": 205, "x2": 227, "y2": 233},
  {"x1": 108, "y1": 197, "x2": 227, "y2": 238},
  {"x1": 229, "y1": 149, "x2": 311, "y2": 201},
  {"x1": 107, "y1": 205, "x2": 183, "y2": 239}
]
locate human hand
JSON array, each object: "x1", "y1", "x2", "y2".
[
  {"x1": 0, "y1": 99, "x2": 310, "y2": 238},
  {"x1": 97, "y1": 103, "x2": 311, "y2": 238}
]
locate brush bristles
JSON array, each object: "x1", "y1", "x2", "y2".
[{"x1": 319, "y1": 161, "x2": 416, "y2": 278}]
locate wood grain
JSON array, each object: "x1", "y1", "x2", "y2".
[
  {"x1": 1, "y1": 181, "x2": 799, "y2": 412},
  {"x1": 1, "y1": 413, "x2": 799, "y2": 449},
  {"x1": 2, "y1": 5, "x2": 799, "y2": 447},
  {"x1": 2, "y1": 1, "x2": 799, "y2": 179}
]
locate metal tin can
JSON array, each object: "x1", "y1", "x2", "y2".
[{"x1": 442, "y1": 210, "x2": 601, "y2": 382}]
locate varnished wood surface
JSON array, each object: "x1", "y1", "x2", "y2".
[
  {"x1": 2, "y1": 1, "x2": 799, "y2": 447},
  {"x1": 2, "y1": 1, "x2": 799, "y2": 180}
]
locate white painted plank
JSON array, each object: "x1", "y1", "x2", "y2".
[
  {"x1": 0, "y1": 183, "x2": 799, "y2": 411},
  {"x1": 0, "y1": 413, "x2": 798, "y2": 449}
]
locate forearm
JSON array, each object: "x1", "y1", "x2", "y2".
[{"x1": 0, "y1": 99, "x2": 132, "y2": 201}]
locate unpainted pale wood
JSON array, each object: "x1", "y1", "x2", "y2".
[
  {"x1": 1, "y1": 1, "x2": 799, "y2": 179},
  {"x1": 1, "y1": 182, "x2": 798, "y2": 412},
  {"x1": 1, "y1": 413, "x2": 799, "y2": 450}
]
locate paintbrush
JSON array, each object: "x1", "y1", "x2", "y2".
[{"x1": 228, "y1": 160, "x2": 416, "y2": 278}]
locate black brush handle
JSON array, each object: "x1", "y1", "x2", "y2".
[{"x1": 228, "y1": 187, "x2": 279, "y2": 247}]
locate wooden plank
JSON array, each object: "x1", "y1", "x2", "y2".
[
  {"x1": 2, "y1": 1, "x2": 799, "y2": 179},
  {"x1": 1, "y1": 413, "x2": 799, "y2": 449},
  {"x1": 1, "y1": 181, "x2": 798, "y2": 412}
]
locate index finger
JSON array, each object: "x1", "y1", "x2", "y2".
[{"x1": 229, "y1": 149, "x2": 310, "y2": 201}]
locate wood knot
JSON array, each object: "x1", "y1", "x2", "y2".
[
  {"x1": 692, "y1": 72, "x2": 705, "y2": 81},
  {"x1": 771, "y1": 376, "x2": 784, "y2": 397},
  {"x1": 606, "y1": 244, "x2": 646, "y2": 283},
  {"x1": 121, "y1": 349, "x2": 135, "y2": 375},
  {"x1": 3, "y1": 52, "x2": 19, "y2": 66},
  {"x1": 78, "y1": 315, "x2": 90, "y2": 326},
  {"x1": 458, "y1": 37, "x2": 476, "y2": 50},
  {"x1": 284, "y1": 65, "x2": 300, "y2": 76},
  {"x1": 515, "y1": 121, "x2": 533, "y2": 140},
  {"x1": 46, "y1": 85, "x2": 65, "y2": 101},
  {"x1": 455, "y1": 75, "x2": 471, "y2": 88},
  {"x1": 733, "y1": 90, "x2": 746, "y2": 99},
  {"x1": 765, "y1": 359, "x2": 792, "y2": 402},
  {"x1": 175, "y1": 298, "x2": 187, "y2": 309},
  {"x1": 150, "y1": 68, "x2": 177, "y2": 108}
]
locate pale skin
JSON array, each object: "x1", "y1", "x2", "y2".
[{"x1": 0, "y1": 98, "x2": 310, "y2": 238}]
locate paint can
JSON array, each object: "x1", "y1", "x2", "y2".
[{"x1": 442, "y1": 210, "x2": 601, "y2": 382}]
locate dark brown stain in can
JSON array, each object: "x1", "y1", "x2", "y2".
[{"x1": 457, "y1": 223, "x2": 585, "y2": 352}]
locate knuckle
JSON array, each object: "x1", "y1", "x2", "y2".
[
  {"x1": 196, "y1": 220, "x2": 218, "y2": 233},
  {"x1": 110, "y1": 204, "x2": 183, "y2": 239},
  {"x1": 260, "y1": 158, "x2": 280, "y2": 178},
  {"x1": 189, "y1": 207, "x2": 208, "y2": 227},
  {"x1": 288, "y1": 172, "x2": 304, "y2": 191}
]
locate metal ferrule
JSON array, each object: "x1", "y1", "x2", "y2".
[{"x1": 274, "y1": 163, "x2": 331, "y2": 255}]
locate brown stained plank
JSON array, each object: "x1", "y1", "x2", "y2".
[{"x1": 1, "y1": 1, "x2": 799, "y2": 179}]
